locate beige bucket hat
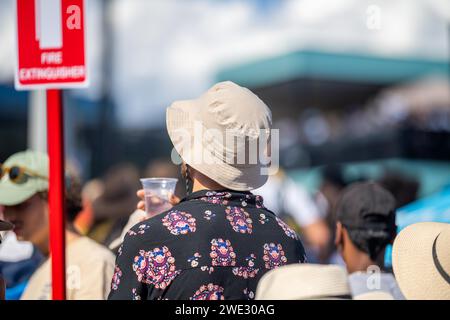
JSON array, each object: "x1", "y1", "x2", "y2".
[
  {"x1": 392, "y1": 222, "x2": 450, "y2": 300},
  {"x1": 255, "y1": 264, "x2": 351, "y2": 300},
  {"x1": 166, "y1": 81, "x2": 272, "y2": 191}
]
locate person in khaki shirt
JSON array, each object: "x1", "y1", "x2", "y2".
[
  {"x1": 0, "y1": 151, "x2": 115, "y2": 300},
  {"x1": 21, "y1": 236, "x2": 114, "y2": 300}
]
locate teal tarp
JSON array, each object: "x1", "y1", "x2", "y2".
[{"x1": 216, "y1": 50, "x2": 449, "y2": 87}]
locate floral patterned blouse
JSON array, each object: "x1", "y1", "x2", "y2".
[{"x1": 108, "y1": 190, "x2": 306, "y2": 300}]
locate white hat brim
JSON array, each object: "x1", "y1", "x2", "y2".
[{"x1": 255, "y1": 264, "x2": 351, "y2": 300}]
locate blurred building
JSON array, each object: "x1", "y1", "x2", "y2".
[{"x1": 0, "y1": 0, "x2": 449, "y2": 179}]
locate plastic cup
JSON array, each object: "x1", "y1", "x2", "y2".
[{"x1": 140, "y1": 178, "x2": 178, "y2": 217}]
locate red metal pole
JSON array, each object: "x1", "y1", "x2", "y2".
[{"x1": 46, "y1": 89, "x2": 66, "y2": 300}]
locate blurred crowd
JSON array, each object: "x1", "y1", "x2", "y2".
[
  {"x1": 0, "y1": 81, "x2": 449, "y2": 301},
  {"x1": 0, "y1": 152, "x2": 448, "y2": 300}
]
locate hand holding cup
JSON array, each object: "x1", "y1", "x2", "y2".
[
  {"x1": 137, "y1": 189, "x2": 180, "y2": 212},
  {"x1": 138, "y1": 178, "x2": 179, "y2": 218}
]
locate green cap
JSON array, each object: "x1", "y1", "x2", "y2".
[{"x1": 0, "y1": 150, "x2": 49, "y2": 206}]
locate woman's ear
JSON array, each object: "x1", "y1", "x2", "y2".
[{"x1": 335, "y1": 222, "x2": 343, "y2": 250}]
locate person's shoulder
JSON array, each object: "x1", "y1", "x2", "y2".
[
  {"x1": 261, "y1": 212, "x2": 306, "y2": 249},
  {"x1": 132, "y1": 201, "x2": 200, "y2": 230},
  {"x1": 123, "y1": 205, "x2": 187, "y2": 244}
]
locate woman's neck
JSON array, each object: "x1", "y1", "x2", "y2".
[{"x1": 192, "y1": 178, "x2": 225, "y2": 193}]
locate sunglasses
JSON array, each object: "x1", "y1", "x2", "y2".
[{"x1": 0, "y1": 164, "x2": 48, "y2": 184}]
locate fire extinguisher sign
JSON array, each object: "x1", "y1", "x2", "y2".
[{"x1": 14, "y1": 0, "x2": 88, "y2": 90}]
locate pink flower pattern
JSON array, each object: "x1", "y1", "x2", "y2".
[
  {"x1": 225, "y1": 206, "x2": 253, "y2": 234},
  {"x1": 132, "y1": 246, "x2": 180, "y2": 289},
  {"x1": 162, "y1": 210, "x2": 196, "y2": 235},
  {"x1": 210, "y1": 238, "x2": 236, "y2": 267},
  {"x1": 190, "y1": 283, "x2": 225, "y2": 300},
  {"x1": 263, "y1": 243, "x2": 288, "y2": 270}
]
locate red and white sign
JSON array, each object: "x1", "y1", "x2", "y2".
[{"x1": 15, "y1": 0, "x2": 88, "y2": 90}]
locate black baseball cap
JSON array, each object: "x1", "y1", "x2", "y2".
[
  {"x1": 336, "y1": 182, "x2": 396, "y2": 231},
  {"x1": 336, "y1": 182, "x2": 398, "y2": 260}
]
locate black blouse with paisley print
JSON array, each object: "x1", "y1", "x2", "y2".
[{"x1": 108, "y1": 189, "x2": 306, "y2": 300}]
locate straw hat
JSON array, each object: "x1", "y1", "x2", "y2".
[
  {"x1": 166, "y1": 81, "x2": 272, "y2": 191},
  {"x1": 255, "y1": 264, "x2": 351, "y2": 300},
  {"x1": 392, "y1": 222, "x2": 450, "y2": 300}
]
